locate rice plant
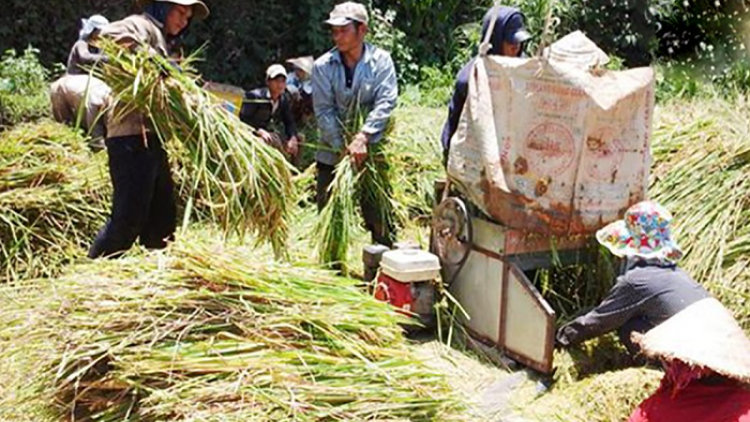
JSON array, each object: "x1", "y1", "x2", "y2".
[
  {"x1": 95, "y1": 41, "x2": 295, "y2": 256},
  {"x1": 0, "y1": 237, "x2": 461, "y2": 421},
  {"x1": 0, "y1": 120, "x2": 108, "y2": 280}
]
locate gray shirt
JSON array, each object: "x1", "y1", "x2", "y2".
[
  {"x1": 556, "y1": 261, "x2": 710, "y2": 347},
  {"x1": 312, "y1": 43, "x2": 398, "y2": 165},
  {"x1": 66, "y1": 40, "x2": 107, "y2": 75}
]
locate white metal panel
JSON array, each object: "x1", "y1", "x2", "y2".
[
  {"x1": 503, "y1": 265, "x2": 556, "y2": 372},
  {"x1": 471, "y1": 217, "x2": 506, "y2": 254},
  {"x1": 450, "y1": 250, "x2": 504, "y2": 343}
]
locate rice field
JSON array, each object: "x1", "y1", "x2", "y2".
[{"x1": 1, "y1": 85, "x2": 750, "y2": 421}]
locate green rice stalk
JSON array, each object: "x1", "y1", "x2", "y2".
[
  {"x1": 0, "y1": 237, "x2": 461, "y2": 421},
  {"x1": 650, "y1": 95, "x2": 750, "y2": 330},
  {"x1": 0, "y1": 120, "x2": 109, "y2": 281},
  {"x1": 95, "y1": 41, "x2": 295, "y2": 256},
  {"x1": 313, "y1": 106, "x2": 398, "y2": 270}
]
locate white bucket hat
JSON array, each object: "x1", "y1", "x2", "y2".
[{"x1": 79, "y1": 15, "x2": 109, "y2": 40}]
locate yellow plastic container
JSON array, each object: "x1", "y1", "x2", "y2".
[{"x1": 203, "y1": 81, "x2": 244, "y2": 116}]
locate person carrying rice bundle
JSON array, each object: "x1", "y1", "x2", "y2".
[
  {"x1": 88, "y1": 0, "x2": 209, "y2": 259},
  {"x1": 312, "y1": 1, "x2": 398, "y2": 248}
]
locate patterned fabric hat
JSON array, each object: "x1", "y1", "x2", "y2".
[{"x1": 596, "y1": 201, "x2": 683, "y2": 262}]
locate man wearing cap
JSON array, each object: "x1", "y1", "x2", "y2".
[
  {"x1": 240, "y1": 64, "x2": 300, "y2": 160},
  {"x1": 555, "y1": 201, "x2": 711, "y2": 357},
  {"x1": 50, "y1": 14, "x2": 111, "y2": 149},
  {"x1": 441, "y1": 6, "x2": 531, "y2": 166},
  {"x1": 88, "y1": 0, "x2": 210, "y2": 259},
  {"x1": 312, "y1": 1, "x2": 398, "y2": 247}
]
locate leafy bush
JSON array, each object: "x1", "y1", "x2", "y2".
[
  {"x1": 0, "y1": 47, "x2": 51, "y2": 126},
  {"x1": 368, "y1": 7, "x2": 418, "y2": 85}
]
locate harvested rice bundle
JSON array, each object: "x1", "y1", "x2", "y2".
[
  {"x1": 95, "y1": 42, "x2": 295, "y2": 255},
  {"x1": 313, "y1": 110, "x2": 398, "y2": 270},
  {"x1": 2, "y1": 240, "x2": 460, "y2": 421},
  {"x1": 0, "y1": 120, "x2": 108, "y2": 280},
  {"x1": 650, "y1": 96, "x2": 750, "y2": 330}
]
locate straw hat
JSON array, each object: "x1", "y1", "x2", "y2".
[
  {"x1": 633, "y1": 298, "x2": 750, "y2": 384},
  {"x1": 137, "y1": 0, "x2": 210, "y2": 20},
  {"x1": 596, "y1": 201, "x2": 683, "y2": 262},
  {"x1": 286, "y1": 56, "x2": 314, "y2": 76}
]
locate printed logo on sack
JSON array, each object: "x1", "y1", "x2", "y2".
[{"x1": 523, "y1": 122, "x2": 575, "y2": 175}]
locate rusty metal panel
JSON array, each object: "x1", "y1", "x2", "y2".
[
  {"x1": 504, "y1": 229, "x2": 588, "y2": 256},
  {"x1": 449, "y1": 250, "x2": 504, "y2": 343},
  {"x1": 501, "y1": 263, "x2": 556, "y2": 374}
]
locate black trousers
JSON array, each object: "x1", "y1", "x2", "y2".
[
  {"x1": 316, "y1": 161, "x2": 395, "y2": 248},
  {"x1": 88, "y1": 135, "x2": 176, "y2": 258}
]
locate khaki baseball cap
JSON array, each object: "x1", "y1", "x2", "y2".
[
  {"x1": 325, "y1": 2, "x2": 369, "y2": 26},
  {"x1": 266, "y1": 64, "x2": 287, "y2": 80}
]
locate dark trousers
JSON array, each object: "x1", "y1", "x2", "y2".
[
  {"x1": 316, "y1": 161, "x2": 395, "y2": 248},
  {"x1": 88, "y1": 135, "x2": 176, "y2": 258}
]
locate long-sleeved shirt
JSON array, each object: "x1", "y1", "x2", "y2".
[
  {"x1": 66, "y1": 40, "x2": 107, "y2": 75},
  {"x1": 99, "y1": 13, "x2": 169, "y2": 138},
  {"x1": 239, "y1": 87, "x2": 297, "y2": 139},
  {"x1": 556, "y1": 261, "x2": 710, "y2": 347},
  {"x1": 312, "y1": 43, "x2": 398, "y2": 166}
]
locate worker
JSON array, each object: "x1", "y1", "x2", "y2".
[
  {"x1": 49, "y1": 14, "x2": 111, "y2": 149},
  {"x1": 312, "y1": 1, "x2": 398, "y2": 247},
  {"x1": 287, "y1": 56, "x2": 314, "y2": 96},
  {"x1": 627, "y1": 298, "x2": 750, "y2": 421},
  {"x1": 66, "y1": 14, "x2": 110, "y2": 75},
  {"x1": 88, "y1": 0, "x2": 210, "y2": 259},
  {"x1": 286, "y1": 55, "x2": 314, "y2": 123},
  {"x1": 555, "y1": 201, "x2": 711, "y2": 356},
  {"x1": 239, "y1": 64, "x2": 300, "y2": 161},
  {"x1": 440, "y1": 6, "x2": 531, "y2": 165},
  {"x1": 49, "y1": 74, "x2": 111, "y2": 150}
]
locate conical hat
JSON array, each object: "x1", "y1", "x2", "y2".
[
  {"x1": 286, "y1": 56, "x2": 314, "y2": 76},
  {"x1": 137, "y1": 0, "x2": 210, "y2": 20},
  {"x1": 633, "y1": 298, "x2": 750, "y2": 383}
]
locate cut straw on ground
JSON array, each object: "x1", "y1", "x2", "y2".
[
  {"x1": 0, "y1": 120, "x2": 109, "y2": 281},
  {"x1": 0, "y1": 236, "x2": 462, "y2": 421}
]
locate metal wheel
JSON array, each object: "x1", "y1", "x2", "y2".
[{"x1": 431, "y1": 197, "x2": 473, "y2": 286}]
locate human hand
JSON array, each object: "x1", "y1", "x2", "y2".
[
  {"x1": 347, "y1": 132, "x2": 369, "y2": 167},
  {"x1": 286, "y1": 136, "x2": 300, "y2": 157},
  {"x1": 257, "y1": 129, "x2": 274, "y2": 145}
]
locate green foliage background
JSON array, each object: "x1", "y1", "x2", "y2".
[{"x1": 0, "y1": 0, "x2": 747, "y2": 92}]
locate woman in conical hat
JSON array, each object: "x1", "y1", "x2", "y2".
[
  {"x1": 556, "y1": 201, "x2": 712, "y2": 356},
  {"x1": 87, "y1": 0, "x2": 209, "y2": 259},
  {"x1": 627, "y1": 298, "x2": 750, "y2": 422}
]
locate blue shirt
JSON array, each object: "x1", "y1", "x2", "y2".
[{"x1": 312, "y1": 43, "x2": 398, "y2": 165}]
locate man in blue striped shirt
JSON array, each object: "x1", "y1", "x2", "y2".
[{"x1": 312, "y1": 2, "x2": 399, "y2": 247}]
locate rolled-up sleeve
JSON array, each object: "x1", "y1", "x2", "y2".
[
  {"x1": 312, "y1": 62, "x2": 343, "y2": 150},
  {"x1": 361, "y1": 53, "x2": 398, "y2": 141}
]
